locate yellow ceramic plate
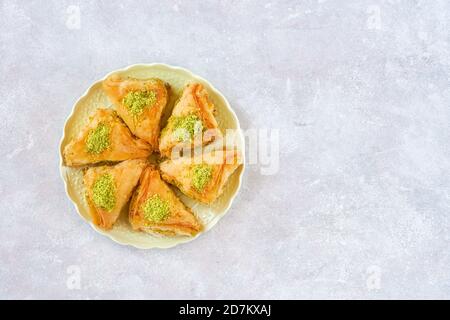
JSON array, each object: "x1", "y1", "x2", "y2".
[{"x1": 59, "y1": 63, "x2": 245, "y2": 249}]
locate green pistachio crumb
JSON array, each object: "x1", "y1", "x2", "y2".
[
  {"x1": 92, "y1": 173, "x2": 116, "y2": 212},
  {"x1": 142, "y1": 195, "x2": 170, "y2": 222},
  {"x1": 171, "y1": 114, "x2": 203, "y2": 142},
  {"x1": 86, "y1": 123, "x2": 110, "y2": 154},
  {"x1": 192, "y1": 165, "x2": 213, "y2": 192},
  {"x1": 122, "y1": 90, "x2": 157, "y2": 116}
]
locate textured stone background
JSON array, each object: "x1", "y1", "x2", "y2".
[{"x1": 1, "y1": 0, "x2": 449, "y2": 299}]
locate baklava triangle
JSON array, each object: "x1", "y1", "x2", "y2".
[
  {"x1": 83, "y1": 159, "x2": 147, "y2": 230},
  {"x1": 159, "y1": 83, "x2": 222, "y2": 158},
  {"x1": 63, "y1": 108, "x2": 151, "y2": 166},
  {"x1": 103, "y1": 75, "x2": 169, "y2": 150},
  {"x1": 159, "y1": 149, "x2": 241, "y2": 204},
  {"x1": 129, "y1": 166, "x2": 203, "y2": 237}
]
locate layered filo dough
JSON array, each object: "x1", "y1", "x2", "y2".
[
  {"x1": 103, "y1": 75, "x2": 169, "y2": 150},
  {"x1": 129, "y1": 166, "x2": 203, "y2": 236},
  {"x1": 159, "y1": 83, "x2": 222, "y2": 158},
  {"x1": 83, "y1": 159, "x2": 147, "y2": 230},
  {"x1": 63, "y1": 108, "x2": 151, "y2": 166},
  {"x1": 159, "y1": 149, "x2": 242, "y2": 204}
]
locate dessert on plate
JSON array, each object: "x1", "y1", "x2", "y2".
[{"x1": 61, "y1": 67, "x2": 243, "y2": 245}]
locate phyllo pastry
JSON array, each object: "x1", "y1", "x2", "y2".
[
  {"x1": 83, "y1": 159, "x2": 147, "y2": 230},
  {"x1": 159, "y1": 149, "x2": 241, "y2": 204},
  {"x1": 159, "y1": 83, "x2": 222, "y2": 158},
  {"x1": 102, "y1": 75, "x2": 169, "y2": 150},
  {"x1": 129, "y1": 166, "x2": 203, "y2": 237},
  {"x1": 63, "y1": 108, "x2": 151, "y2": 166}
]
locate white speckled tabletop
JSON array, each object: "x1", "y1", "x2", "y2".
[{"x1": 1, "y1": 0, "x2": 449, "y2": 299}]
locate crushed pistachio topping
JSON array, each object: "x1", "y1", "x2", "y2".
[
  {"x1": 192, "y1": 165, "x2": 213, "y2": 192},
  {"x1": 86, "y1": 123, "x2": 110, "y2": 154},
  {"x1": 171, "y1": 114, "x2": 203, "y2": 142},
  {"x1": 142, "y1": 195, "x2": 170, "y2": 222},
  {"x1": 122, "y1": 90, "x2": 157, "y2": 116},
  {"x1": 92, "y1": 173, "x2": 116, "y2": 212}
]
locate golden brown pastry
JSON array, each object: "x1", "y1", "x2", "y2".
[
  {"x1": 159, "y1": 83, "x2": 222, "y2": 158},
  {"x1": 159, "y1": 149, "x2": 241, "y2": 204},
  {"x1": 102, "y1": 75, "x2": 169, "y2": 150},
  {"x1": 83, "y1": 159, "x2": 147, "y2": 230},
  {"x1": 63, "y1": 109, "x2": 151, "y2": 166},
  {"x1": 129, "y1": 166, "x2": 203, "y2": 236}
]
